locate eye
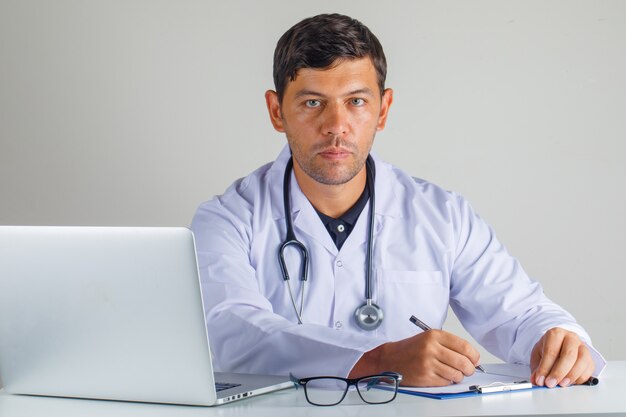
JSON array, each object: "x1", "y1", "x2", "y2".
[
  {"x1": 351, "y1": 98, "x2": 365, "y2": 106},
  {"x1": 305, "y1": 99, "x2": 321, "y2": 108}
]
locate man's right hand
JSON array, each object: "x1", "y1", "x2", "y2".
[{"x1": 349, "y1": 330, "x2": 481, "y2": 387}]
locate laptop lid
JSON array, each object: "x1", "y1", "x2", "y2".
[{"x1": 0, "y1": 226, "x2": 290, "y2": 406}]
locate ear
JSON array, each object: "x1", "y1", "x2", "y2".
[
  {"x1": 265, "y1": 90, "x2": 285, "y2": 132},
  {"x1": 376, "y1": 88, "x2": 394, "y2": 131}
]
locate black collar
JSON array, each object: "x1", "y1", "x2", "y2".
[{"x1": 315, "y1": 156, "x2": 374, "y2": 250}]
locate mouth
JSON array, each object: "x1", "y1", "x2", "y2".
[{"x1": 318, "y1": 148, "x2": 352, "y2": 160}]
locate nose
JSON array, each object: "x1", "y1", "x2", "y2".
[{"x1": 321, "y1": 103, "x2": 348, "y2": 137}]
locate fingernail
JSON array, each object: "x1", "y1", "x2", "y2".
[
  {"x1": 546, "y1": 377, "x2": 557, "y2": 388},
  {"x1": 536, "y1": 375, "x2": 545, "y2": 386},
  {"x1": 560, "y1": 378, "x2": 571, "y2": 387}
]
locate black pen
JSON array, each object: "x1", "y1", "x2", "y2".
[
  {"x1": 409, "y1": 315, "x2": 486, "y2": 373},
  {"x1": 583, "y1": 376, "x2": 599, "y2": 386}
]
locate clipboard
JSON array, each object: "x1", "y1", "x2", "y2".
[
  {"x1": 394, "y1": 363, "x2": 540, "y2": 400},
  {"x1": 384, "y1": 363, "x2": 599, "y2": 400},
  {"x1": 469, "y1": 380, "x2": 532, "y2": 393}
]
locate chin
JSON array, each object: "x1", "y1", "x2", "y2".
[{"x1": 316, "y1": 170, "x2": 359, "y2": 186}]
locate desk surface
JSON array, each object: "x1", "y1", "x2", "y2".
[{"x1": 1, "y1": 361, "x2": 624, "y2": 417}]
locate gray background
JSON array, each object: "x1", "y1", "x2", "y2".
[{"x1": 1, "y1": 0, "x2": 624, "y2": 368}]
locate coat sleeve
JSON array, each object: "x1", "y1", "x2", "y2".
[
  {"x1": 448, "y1": 193, "x2": 605, "y2": 375},
  {"x1": 190, "y1": 191, "x2": 388, "y2": 378}
]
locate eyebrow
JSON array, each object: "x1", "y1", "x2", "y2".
[{"x1": 294, "y1": 87, "x2": 375, "y2": 99}]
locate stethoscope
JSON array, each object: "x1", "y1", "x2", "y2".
[{"x1": 278, "y1": 155, "x2": 383, "y2": 331}]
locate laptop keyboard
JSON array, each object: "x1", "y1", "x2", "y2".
[{"x1": 215, "y1": 382, "x2": 242, "y2": 392}]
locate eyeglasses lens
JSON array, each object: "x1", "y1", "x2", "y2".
[
  {"x1": 304, "y1": 378, "x2": 349, "y2": 406},
  {"x1": 357, "y1": 375, "x2": 398, "y2": 404}
]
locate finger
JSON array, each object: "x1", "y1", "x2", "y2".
[
  {"x1": 399, "y1": 357, "x2": 461, "y2": 387},
  {"x1": 417, "y1": 330, "x2": 476, "y2": 377},
  {"x1": 532, "y1": 329, "x2": 565, "y2": 386},
  {"x1": 408, "y1": 373, "x2": 455, "y2": 387},
  {"x1": 573, "y1": 360, "x2": 595, "y2": 385},
  {"x1": 433, "y1": 359, "x2": 466, "y2": 384},
  {"x1": 437, "y1": 331, "x2": 481, "y2": 370},
  {"x1": 401, "y1": 375, "x2": 452, "y2": 387},
  {"x1": 437, "y1": 344, "x2": 477, "y2": 377},
  {"x1": 560, "y1": 344, "x2": 592, "y2": 387},
  {"x1": 544, "y1": 333, "x2": 584, "y2": 388},
  {"x1": 530, "y1": 340, "x2": 543, "y2": 384}
]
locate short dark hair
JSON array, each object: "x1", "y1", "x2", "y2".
[{"x1": 273, "y1": 13, "x2": 387, "y2": 102}]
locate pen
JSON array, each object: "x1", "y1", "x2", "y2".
[
  {"x1": 409, "y1": 315, "x2": 486, "y2": 373},
  {"x1": 583, "y1": 376, "x2": 599, "y2": 386}
]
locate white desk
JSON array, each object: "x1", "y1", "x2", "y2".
[{"x1": 1, "y1": 361, "x2": 624, "y2": 417}]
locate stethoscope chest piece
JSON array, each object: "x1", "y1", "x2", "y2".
[{"x1": 354, "y1": 300, "x2": 383, "y2": 331}]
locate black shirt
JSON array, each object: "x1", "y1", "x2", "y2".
[{"x1": 315, "y1": 172, "x2": 371, "y2": 250}]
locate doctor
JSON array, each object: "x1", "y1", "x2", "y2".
[{"x1": 192, "y1": 13, "x2": 604, "y2": 387}]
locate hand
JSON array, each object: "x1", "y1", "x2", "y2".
[
  {"x1": 530, "y1": 327, "x2": 595, "y2": 388},
  {"x1": 350, "y1": 330, "x2": 481, "y2": 387}
]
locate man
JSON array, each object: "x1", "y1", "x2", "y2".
[{"x1": 192, "y1": 13, "x2": 604, "y2": 387}]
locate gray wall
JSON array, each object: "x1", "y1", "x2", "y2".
[{"x1": 1, "y1": 0, "x2": 625, "y2": 365}]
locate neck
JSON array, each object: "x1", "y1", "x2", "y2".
[{"x1": 292, "y1": 164, "x2": 367, "y2": 219}]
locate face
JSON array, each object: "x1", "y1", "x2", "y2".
[{"x1": 266, "y1": 58, "x2": 393, "y2": 186}]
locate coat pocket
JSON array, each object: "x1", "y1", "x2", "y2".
[{"x1": 376, "y1": 269, "x2": 449, "y2": 338}]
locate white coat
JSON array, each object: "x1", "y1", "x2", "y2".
[{"x1": 191, "y1": 146, "x2": 604, "y2": 378}]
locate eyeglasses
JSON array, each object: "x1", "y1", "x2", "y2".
[{"x1": 289, "y1": 372, "x2": 402, "y2": 406}]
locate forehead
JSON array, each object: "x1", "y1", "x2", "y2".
[{"x1": 285, "y1": 57, "x2": 378, "y2": 97}]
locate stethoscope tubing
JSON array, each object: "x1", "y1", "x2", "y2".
[
  {"x1": 278, "y1": 155, "x2": 381, "y2": 329},
  {"x1": 364, "y1": 157, "x2": 375, "y2": 302}
]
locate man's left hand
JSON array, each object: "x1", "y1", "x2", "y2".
[{"x1": 530, "y1": 327, "x2": 595, "y2": 388}]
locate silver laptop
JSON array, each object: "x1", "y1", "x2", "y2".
[{"x1": 0, "y1": 226, "x2": 292, "y2": 406}]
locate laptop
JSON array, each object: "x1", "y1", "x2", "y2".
[{"x1": 0, "y1": 226, "x2": 292, "y2": 406}]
